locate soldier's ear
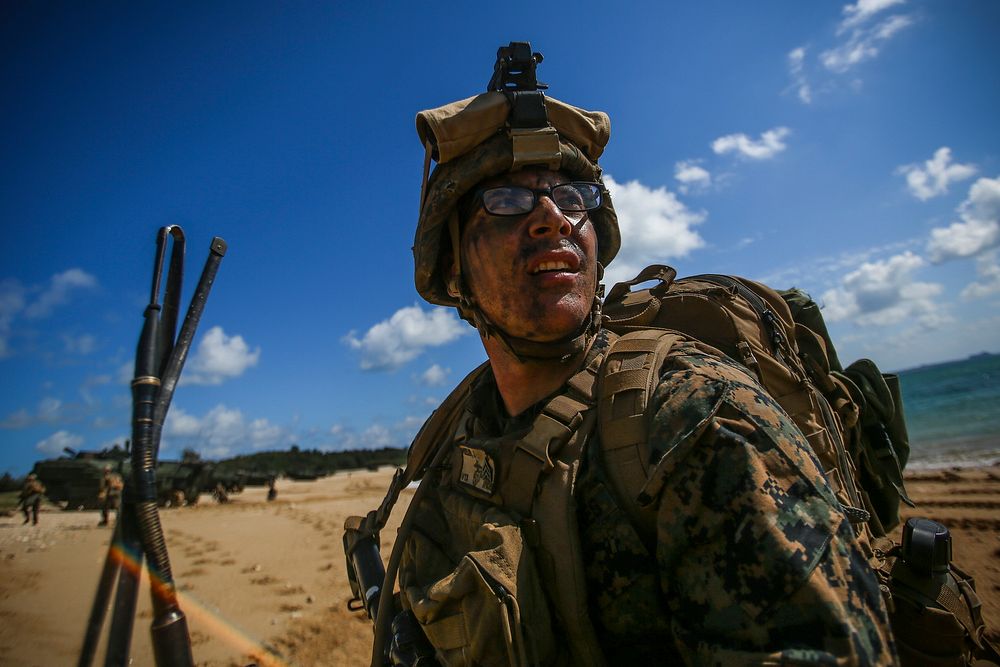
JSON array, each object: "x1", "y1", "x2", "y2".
[
  {"x1": 446, "y1": 273, "x2": 462, "y2": 298},
  {"x1": 442, "y1": 245, "x2": 463, "y2": 299}
]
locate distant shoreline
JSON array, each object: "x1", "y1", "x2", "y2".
[
  {"x1": 906, "y1": 431, "x2": 1000, "y2": 470},
  {"x1": 895, "y1": 349, "x2": 999, "y2": 375}
]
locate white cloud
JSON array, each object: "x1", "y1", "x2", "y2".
[
  {"x1": 0, "y1": 409, "x2": 31, "y2": 429},
  {"x1": 787, "y1": 46, "x2": 812, "y2": 104},
  {"x1": 711, "y1": 127, "x2": 790, "y2": 160},
  {"x1": 25, "y1": 268, "x2": 98, "y2": 319},
  {"x1": 116, "y1": 361, "x2": 134, "y2": 385},
  {"x1": 821, "y1": 12, "x2": 914, "y2": 73},
  {"x1": 0, "y1": 278, "x2": 26, "y2": 358},
  {"x1": 326, "y1": 417, "x2": 418, "y2": 450},
  {"x1": 80, "y1": 374, "x2": 112, "y2": 405},
  {"x1": 166, "y1": 407, "x2": 202, "y2": 437},
  {"x1": 897, "y1": 147, "x2": 977, "y2": 201},
  {"x1": 838, "y1": 0, "x2": 906, "y2": 33},
  {"x1": 97, "y1": 436, "x2": 130, "y2": 451},
  {"x1": 757, "y1": 239, "x2": 920, "y2": 289},
  {"x1": 1, "y1": 396, "x2": 69, "y2": 429},
  {"x1": 926, "y1": 176, "x2": 1000, "y2": 262},
  {"x1": 788, "y1": 2, "x2": 913, "y2": 103},
  {"x1": 961, "y1": 251, "x2": 1000, "y2": 300},
  {"x1": 673, "y1": 160, "x2": 712, "y2": 194},
  {"x1": 418, "y1": 363, "x2": 449, "y2": 387},
  {"x1": 820, "y1": 251, "x2": 945, "y2": 327},
  {"x1": 38, "y1": 397, "x2": 63, "y2": 421},
  {"x1": 398, "y1": 415, "x2": 427, "y2": 432},
  {"x1": 361, "y1": 424, "x2": 393, "y2": 448},
  {"x1": 63, "y1": 333, "x2": 98, "y2": 355},
  {"x1": 36, "y1": 430, "x2": 84, "y2": 456},
  {"x1": 602, "y1": 175, "x2": 706, "y2": 288},
  {"x1": 184, "y1": 326, "x2": 261, "y2": 385},
  {"x1": 343, "y1": 305, "x2": 469, "y2": 371},
  {"x1": 164, "y1": 404, "x2": 291, "y2": 458}
]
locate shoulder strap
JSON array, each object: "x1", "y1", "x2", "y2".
[
  {"x1": 405, "y1": 360, "x2": 491, "y2": 486},
  {"x1": 597, "y1": 329, "x2": 684, "y2": 534},
  {"x1": 372, "y1": 361, "x2": 489, "y2": 532},
  {"x1": 505, "y1": 344, "x2": 607, "y2": 516},
  {"x1": 364, "y1": 361, "x2": 488, "y2": 667}
]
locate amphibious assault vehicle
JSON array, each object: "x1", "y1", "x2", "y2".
[{"x1": 32, "y1": 446, "x2": 214, "y2": 509}]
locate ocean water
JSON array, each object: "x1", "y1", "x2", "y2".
[{"x1": 896, "y1": 352, "x2": 1000, "y2": 469}]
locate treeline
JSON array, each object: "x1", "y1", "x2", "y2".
[
  {"x1": 211, "y1": 445, "x2": 407, "y2": 478},
  {"x1": 0, "y1": 473, "x2": 21, "y2": 493}
]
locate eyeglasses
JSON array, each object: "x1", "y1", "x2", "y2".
[{"x1": 473, "y1": 182, "x2": 603, "y2": 217}]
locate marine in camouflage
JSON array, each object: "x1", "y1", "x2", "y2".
[
  {"x1": 576, "y1": 339, "x2": 897, "y2": 665},
  {"x1": 393, "y1": 41, "x2": 897, "y2": 667},
  {"x1": 19, "y1": 474, "x2": 46, "y2": 525},
  {"x1": 399, "y1": 332, "x2": 897, "y2": 664}
]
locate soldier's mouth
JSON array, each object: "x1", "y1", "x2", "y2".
[
  {"x1": 530, "y1": 260, "x2": 574, "y2": 274},
  {"x1": 527, "y1": 248, "x2": 581, "y2": 275}
]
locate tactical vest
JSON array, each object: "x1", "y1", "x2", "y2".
[
  {"x1": 397, "y1": 340, "x2": 609, "y2": 667},
  {"x1": 354, "y1": 266, "x2": 996, "y2": 667}
]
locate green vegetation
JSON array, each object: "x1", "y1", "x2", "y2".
[
  {"x1": 6, "y1": 447, "x2": 408, "y2": 498},
  {"x1": 0, "y1": 490, "x2": 20, "y2": 513},
  {"x1": 0, "y1": 472, "x2": 22, "y2": 493},
  {"x1": 210, "y1": 446, "x2": 407, "y2": 479}
]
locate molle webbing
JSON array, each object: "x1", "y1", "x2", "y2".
[
  {"x1": 505, "y1": 349, "x2": 605, "y2": 517},
  {"x1": 597, "y1": 330, "x2": 684, "y2": 537},
  {"x1": 498, "y1": 340, "x2": 610, "y2": 667},
  {"x1": 601, "y1": 265, "x2": 876, "y2": 535}
]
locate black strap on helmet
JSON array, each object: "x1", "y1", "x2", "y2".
[{"x1": 489, "y1": 41, "x2": 550, "y2": 131}]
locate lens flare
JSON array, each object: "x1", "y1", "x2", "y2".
[{"x1": 105, "y1": 542, "x2": 291, "y2": 667}]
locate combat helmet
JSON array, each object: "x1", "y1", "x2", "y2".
[{"x1": 412, "y1": 42, "x2": 620, "y2": 360}]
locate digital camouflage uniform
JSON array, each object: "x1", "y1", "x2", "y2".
[
  {"x1": 393, "y1": 43, "x2": 898, "y2": 666},
  {"x1": 409, "y1": 332, "x2": 897, "y2": 665},
  {"x1": 20, "y1": 475, "x2": 46, "y2": 525},
  {"x1": 98, "y1": 470, "x2": 123, "y2": 526}
]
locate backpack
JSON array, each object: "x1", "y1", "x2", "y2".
[
  {"x1": 598, "y1": 264, "x2": 999, "y2": 667},
  {"x1": 599, "y1": 263, "x2": 911, "y2": 538}
]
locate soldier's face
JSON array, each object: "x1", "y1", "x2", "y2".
[{"x1": 459, "y1": 169, "x2": 599, "y2": 342}]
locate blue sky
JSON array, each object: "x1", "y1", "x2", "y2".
[{"x1": 2, "y1": 1, "x2": 998, "y2": 474}]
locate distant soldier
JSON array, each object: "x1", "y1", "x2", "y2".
[
  {"x1": 19, "y1": 473, "x2": 46, "y2": 525},
  {"x1": 98, "y1": 465, "x2": 124, "y2": 526},
  {"x1": 266, "y1": 476, "x2": 277, "y2": 502},
  {"x1": 212, "y1": 482, "x2": 229, "y2": 504}
]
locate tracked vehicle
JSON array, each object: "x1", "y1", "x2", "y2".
[{"x1": 32, "y1": 446, "x2": 213, "y2": 509}]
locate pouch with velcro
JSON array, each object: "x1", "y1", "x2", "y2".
[
  {"x1": 401, "y1": 501, "x2": 555, "y2": 667},
  {"x1": 874, "y1": 521, "x2": 1000, "y2": 667}
]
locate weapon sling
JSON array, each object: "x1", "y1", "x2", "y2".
[
  {"x1": 79, "y1": 226, "x2": 226, "y2": 667},
  {"x1": 342, "y1": 363, "x2": 488, "y2": 667}
]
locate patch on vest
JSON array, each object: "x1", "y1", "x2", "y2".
[{"x1": 458, "y1": 445, "x2": 495, "y2": 495}]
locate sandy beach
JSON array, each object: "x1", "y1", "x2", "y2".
[{"x1": 2, "y1": 465, "x2": 998, "y2": 666}]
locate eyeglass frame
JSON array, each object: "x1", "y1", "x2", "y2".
[{"x1": 467, "y1": 181, "x2": 604, "y2": 218}]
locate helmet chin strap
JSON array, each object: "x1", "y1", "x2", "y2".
[{"x1": 454, "y1": 263, "x2": 605, "y2": 364}]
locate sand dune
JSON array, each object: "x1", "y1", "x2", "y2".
[{"x1": 1, "y1": 465, "x2": 997, "y2": 666}]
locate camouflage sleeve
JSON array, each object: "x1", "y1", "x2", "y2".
[{"x1": 647, "y1": 345, "x2": 897, "y2": 665}]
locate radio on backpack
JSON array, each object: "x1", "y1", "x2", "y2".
[{"x1": 879, "y1": 519, "x2": 1000, "y2": 666}]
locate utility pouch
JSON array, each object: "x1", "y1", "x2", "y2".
[
  {"x1": 837, "y1": 359, "x2": 914, "y2": 534},
  {"x1": 401, "y1": 499, "x2": 554, "y2": 667},
  {"x1": 877, "y1": 519, "x2": 1000, "y2": 667}
]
